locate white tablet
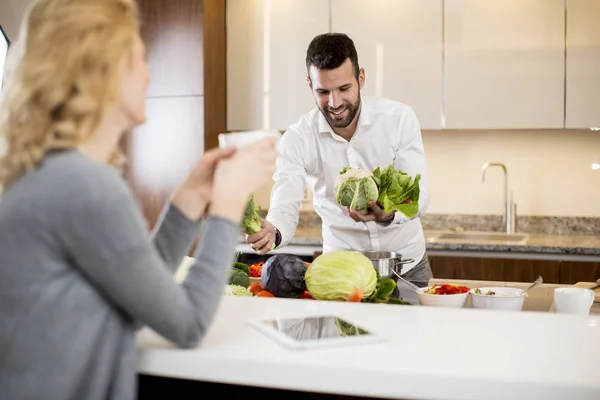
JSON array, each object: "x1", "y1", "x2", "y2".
[{"x1": 247, "y1": 315, "x2": 386, "y2": 350}]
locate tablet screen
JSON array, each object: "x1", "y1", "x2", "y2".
[{"x1": 256, "y1": 315, "x2": 372, "y2": 342}]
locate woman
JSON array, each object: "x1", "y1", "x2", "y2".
[{"x1": 0, "y1": 0, "x2": 277, "y2": 399}]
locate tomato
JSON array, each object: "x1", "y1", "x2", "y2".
[
  {"x1": 428, "y1": 283, "x2": 470, "y2": 295},
  {"x1": 248, "y1": 281, "x2": 263, "y2": 296},
  {"x1": 300, "y1": 291, "x2": 314, "y2": 299},
  {"x1": 256, "y1": 290, "x2": 275, "y2": 297},
  {"x1": 249, "y1": 262, "x2": 263, "y2": 278}
]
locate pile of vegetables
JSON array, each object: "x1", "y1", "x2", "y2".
[
  {"x1": 334, "y1": 164, "x2": 421, "y2": 218},
  {"x1": 221, "y1": 250, "x2": 410, "y2": 305}
]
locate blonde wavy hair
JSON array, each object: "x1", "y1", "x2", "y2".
[{"x1": 0, "y1": 0, "x2": 140, "y2": 188}]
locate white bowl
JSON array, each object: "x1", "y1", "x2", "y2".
[
  {"x1": 470, "y1": 287, "x2": 526, "y2": 311},
  {"x1": 218, "y1": 130, "x2": 282, "y2": 150},
  {"x1": 416, "y1": 285, "x2": 470, "y2": 308}
]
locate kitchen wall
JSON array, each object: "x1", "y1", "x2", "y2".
[
  {"x1": 250, "y1": 128, "x2": 600, "y2": 218},
  {"x1": 422, "y1": 129, "x2": 599, "y2": 217}
]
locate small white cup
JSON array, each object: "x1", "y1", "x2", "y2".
[
  {"x1": 218, "y1": 130, "x2": 282, "y2": 151},
  {"x1": 554, "y1": 287, "x2": 595, "y2": 315}
]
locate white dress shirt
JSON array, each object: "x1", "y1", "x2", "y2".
[{"x1": 266, "y1": 95, "x2": 429, "y2": 273}]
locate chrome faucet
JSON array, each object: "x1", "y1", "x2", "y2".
[{"x1": 481, "y1": 162, "x2": 517, "y2": 234}]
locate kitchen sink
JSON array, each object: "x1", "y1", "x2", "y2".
[{"x1": 426, "y1": 231, "x2": 529, "y2": 244}]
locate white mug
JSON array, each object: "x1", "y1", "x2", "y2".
[
  {"x1": 218, "y1": 130, "x2": 282, "y2": 151},
  {"x1": 554, "y1": 287, "x2": 595, "y2": 315}
]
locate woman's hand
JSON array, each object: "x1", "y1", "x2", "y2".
[
  {"x1": 208, "y1": 138, "x2": 278, "y2": 223},
  {"x1": 171, "y1": 147, "x2": 237, "y2": 220}
]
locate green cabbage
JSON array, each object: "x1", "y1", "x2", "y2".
[
  {"x1": 305, "y1": 251, "x2": 377, "y2": 301},
  {"x1": 372, "y1": 165, "x2": 421, "y2": 218},
  {"x1": 334, "y1": 167, "x2": 379, "y2": 214}
]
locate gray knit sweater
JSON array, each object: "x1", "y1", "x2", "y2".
[{"x1": 0, "y1": 150, "x2": 240, "y2": 399}]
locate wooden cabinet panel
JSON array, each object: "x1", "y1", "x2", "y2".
[
  {"x1": 202, "y1": 0, "x2": 226, "y2": 149},
  {"x1": 565, "y1": 0, "x2": 600, "y2": 128},
  {"x1": 138, "y1": 0, "x2": 205, "y2": 97},
  {"x1": 429, "y1": 255, "x2": 560, "y2": 283},
  {"x1": 559, "y1": 261, "x2": 600, "y2": 284},
  {"x1": 127, "y1": 96, "x2": 205, "y2": 228},
  {"x1": 444, "y1": 0, "x2": 565, "y2": 129},
  {"x1": 331, "y1": 0, "x2": 443, "y2": 130}
]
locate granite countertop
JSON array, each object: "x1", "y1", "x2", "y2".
[
  {"x1": 279, "y1": 227, "x2": 600, "y2": 256},
  {"x1": 242, "y1": 211, "x2": 600, "y2": 256}
]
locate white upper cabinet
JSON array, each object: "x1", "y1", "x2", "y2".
[
  {"x1": 331, "y1": 0, "x2": 443, "y2": 130},
  {"x1": 226, "y1": 0, "x2": 329, "y2": 131},
  {"x1": 444, "y1": 0, "x2": 565, "y2": 129},
  {"x1": 565, "y1": 0, "x2": 600, "y2": 129}
]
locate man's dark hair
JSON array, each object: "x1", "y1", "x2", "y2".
[{"x1": 305, "y1": 33, "x2": 360, "y2": 80}]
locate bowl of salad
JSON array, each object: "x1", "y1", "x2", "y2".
[
  {"x1": 470, "y1": 287, "x2": 526, "y2": 311},
  {"x1": 416, "y1": 283, "x2": 471, "y2": 308}
]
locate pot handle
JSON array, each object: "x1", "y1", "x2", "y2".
[
  {"x1": 390, "y1": 259, "x2": 414, "y2": 278},
  {"x1": 390, "y1": 259, "x2": 419, "y2": 292}
]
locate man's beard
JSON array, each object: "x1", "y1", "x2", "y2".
[{"x1": 320, "y1": 95, "x2": 361, "y2": 129}]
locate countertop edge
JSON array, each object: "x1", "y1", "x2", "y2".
[{"x1": 237, "y1": 236, "x2": 600, "y2": 256}]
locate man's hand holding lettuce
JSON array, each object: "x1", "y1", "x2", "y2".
[
  {"x1": 335, "y1": 164, "x2": 421, "y2": 221},
  {"x1": 372, "y1": 165, "x2": 421, "y2": 218}
]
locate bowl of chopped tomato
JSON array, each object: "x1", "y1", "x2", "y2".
[{"x1": 416, "y1": 283, "x2": 471, "y2": 307}]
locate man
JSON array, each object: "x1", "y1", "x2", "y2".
[{"x1": 246, "y1": 32, "x2": 432, "y2": 294}]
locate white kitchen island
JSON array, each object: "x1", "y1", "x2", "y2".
[{"x1": 135, "y1": 296, "x2": 600, "y2": 400}]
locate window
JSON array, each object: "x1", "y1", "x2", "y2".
[{"x1": 0, "y1": 25, "x2": 10, "y2": 90}]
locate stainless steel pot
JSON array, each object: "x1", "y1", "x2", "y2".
[{"x1": 359, "y1": 251, "x2": 414, "y2": 280}]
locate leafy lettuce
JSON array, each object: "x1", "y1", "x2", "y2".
[{"x1": 372, "y1": 165, "x2": 421, "y2": 218}]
